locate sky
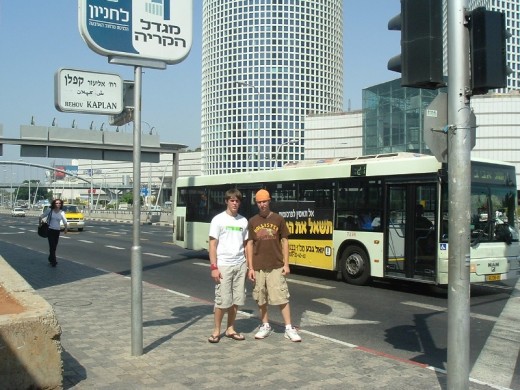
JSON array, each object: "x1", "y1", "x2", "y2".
[{"x1": 0, "y1": 0, "x2": 399, "y2": 181}]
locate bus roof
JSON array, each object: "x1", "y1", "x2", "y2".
[{"x1": 176, "y1": 152, "x2": 514, "y2": 187}]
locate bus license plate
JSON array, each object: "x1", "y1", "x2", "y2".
[{"x1": 486, "y1": 274, "x2": 501, "y2": 282}]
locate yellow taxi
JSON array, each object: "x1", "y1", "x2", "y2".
[{"x1": 41, "y1": 204, "x2": 85, "y2": 231}]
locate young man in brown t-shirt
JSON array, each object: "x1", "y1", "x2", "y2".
[{"x1": 246, "y1": 189, "x2": 301, "y2": 342}]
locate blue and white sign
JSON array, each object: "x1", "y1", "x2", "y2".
[{"x1": 79, "y1": 0, "x2": 193, "y2": 65}]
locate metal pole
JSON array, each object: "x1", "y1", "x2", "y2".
[
  {"x1": 447, "y1": 0, "x2": 471, "y2": 388},
  {"x1": 28, "y1": 175, "x2": 31, "y2": 208},
  {"x1": 131, "y1": 66, "x2": 143, "y2": 356},
  {"x1": 155, "y1": 160, "x2": 173, "y2": 207},
  {"x1": 90, "y1": 161, "x2": 94, "y2": 212},
  {"x1": 10, "y1": 172, "x2": 14, "y2": 207}
]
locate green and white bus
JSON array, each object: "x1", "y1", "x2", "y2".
[{"x1": 174, "y1": 153, "x2": 520, "y2": 285}]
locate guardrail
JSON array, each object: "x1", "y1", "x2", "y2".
[{"x1": 0, "y1": 208, "x2": 174, "y2": 225}]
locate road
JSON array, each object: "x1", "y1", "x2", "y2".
[{"x1": 1, "y1": 214, "x2": 519, "y2": 389}]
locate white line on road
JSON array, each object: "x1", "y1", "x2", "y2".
[
  {"x1": 143, "y1": 252, "x2": 169, "y2": 258},
  {"x1": 78, "y1": 240, "x2": 94, "y2": 244},
  {"x1": 401, "y1": 301, "x2": 498, "y2": 322},
  {"x1": 105, "y1": 245, "x2": 125, "y2": 250},
  {"x1": 286, "y1": 278, "x2": 335, "y2": 290}
]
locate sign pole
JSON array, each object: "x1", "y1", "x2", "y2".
[
  {"x1": 447, "y1": 0, "x2": 471, "y2": 387},
  {"x1": 131, "y1": 65, "x2": 143, "y2": 356}
]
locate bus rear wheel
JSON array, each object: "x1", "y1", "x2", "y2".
[{"x1": 340, "y1": 245, "x2": 370, "y2": 286}]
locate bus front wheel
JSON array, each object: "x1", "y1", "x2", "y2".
[{"x1": 340, "y1": 245, "x2": 370, "y2": 286}]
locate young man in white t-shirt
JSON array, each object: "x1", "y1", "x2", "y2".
[{"x1": 207, "y1": 188, "x2": 249, "y2": 343}]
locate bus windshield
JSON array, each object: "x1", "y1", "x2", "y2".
[{"x1": 441, "y1": 162, "x2": 519, "y2": 245}]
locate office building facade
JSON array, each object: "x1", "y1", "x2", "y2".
[{"x1": 201, "y1": 0, "x2": 344, "y2": 174}]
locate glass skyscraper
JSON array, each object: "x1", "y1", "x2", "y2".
[{"x1": 201, "y1": 0, "x2": 344, "y2": 174}]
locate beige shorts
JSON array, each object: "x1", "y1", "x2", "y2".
[
  {"x1": 214, "y1": 262, "x2": 247, "y2": 309},
  {"x1": 252, "y1": 267, "x2": 290, "y2": 306}
]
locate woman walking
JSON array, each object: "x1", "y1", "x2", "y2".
[{"x1": 47, "y1": 199, "x2": 68, "y2": 267}]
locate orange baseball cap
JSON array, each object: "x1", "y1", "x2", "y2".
[{"x1": 255, "y1": 189, "x2": 271, "y2": 202}]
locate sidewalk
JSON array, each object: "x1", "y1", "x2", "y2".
[{"x1": 2, "y1": 246, "x2": 498, "y2": 390}]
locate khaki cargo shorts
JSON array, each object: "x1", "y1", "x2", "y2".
[{"x1": 252, "y1": 267, "x2": 290, "y2": 306}]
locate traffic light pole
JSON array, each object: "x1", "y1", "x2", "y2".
[
  {"x1": 131, "y1": 65, "x2": 143, "y2": 356},
  {"x1": 447, "y1": 0, "x2": 471, "y2": 388}
]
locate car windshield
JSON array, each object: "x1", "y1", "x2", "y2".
[{"x1": 63, "y1": 205, "x2": 79, "y2": 213}]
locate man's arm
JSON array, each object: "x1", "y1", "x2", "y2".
[
  {"x1": 281, "y1": 237, "x2": 290, "y2": 275},
  {"x1": 246, "y1": 240, "x2": 255, "y2": 281},
  {"x1": 209, "y1": 237, "x2": 221, "y2": 282}
]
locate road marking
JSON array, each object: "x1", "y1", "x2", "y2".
[
  {"x1": 105, "y1": 245, "x2": 125, "y2": 250},
  {"x1": 143, "y1": 252, "x2": 169, "y2": 258},
  {"x1": 287, "y1": 278, "x2": 335, "y2": 290},
  {"x1": 78, "y1": 239, "x2": 94, "y2": 244},
  {"x1": 470, "y1": 278, "x2": 520, "y2": 388},
  {"x1": 301, "y1": 298, "x2": 380, "y2": 327},
  {"x1": 401, "y1": 301, "x2": 499, "y2": 322}
]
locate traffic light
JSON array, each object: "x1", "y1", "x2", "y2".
[
  {"x1": 469, "y1": 7, "x2": 511, "y2": 95},
  {"x1": 388, "y1": 0, "x2": 444, "y2": 89}
]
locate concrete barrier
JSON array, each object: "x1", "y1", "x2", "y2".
[{"x1": 0, "y1": 257, "x2": 62, "y2": 389}]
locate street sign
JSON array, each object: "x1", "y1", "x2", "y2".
[
  {"x1": 54, "y1": 68, "x2": 123, "y2": 115},
  {"x1": 78, "y1": 0, "x2": 193, "y2": 65},
  {"x1": 423, "y1": 92, "x2": 475, "y2": 163},
  {"x1": 140, "y1": 187, "x2": 149, "y2": 196}
]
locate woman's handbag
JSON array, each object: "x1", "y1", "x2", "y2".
[
  {"x1": 37, "y1": 210, "x2": 51, "y2": 238},
  {"x1": 37, "y1": 220, "x2": 49, "y2": 238}
]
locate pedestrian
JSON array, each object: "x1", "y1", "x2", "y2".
[
  {"x1": 207, "y1": 188, "x2": 249, "y2": 343},
  {"x1": 246, "y1": 189, "x2": 301, "y2": 342},
  {"x1": 46, "y1": 199, "x2": 68, "y2": 267}
]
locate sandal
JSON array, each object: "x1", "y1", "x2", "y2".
[
  {"x1": 225, "y1": 332, "x2": 245, "y2": 341},
  {"x1": 208, "y1": 334, "x2": 220, "y2": 343}
]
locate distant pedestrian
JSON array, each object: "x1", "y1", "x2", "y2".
[
  {"x1": 46, "y1": 199, "x2": 68, "y2": 267},
  {"x1": 207, "y1": 188, "x2": 249, "y2": 343},
  {"x1": 246, "y1": 189, "x2": 301, "y2": 342}
]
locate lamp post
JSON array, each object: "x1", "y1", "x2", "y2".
[
  {"x1": 156, "y1": 160, "x2": 174, "y2": 207},
  {"x1": 273, "y1": 140, "x2": 297, "y2": 168},
  {"x1": 3, "y1": 169, "x2": 6, "y2": 208},
  {"x1": 10, "y1": 172, "x2": 15, "y2": 207},
  {"x1": 236, "y1": 81, "x2": 261, "y2": 171}
]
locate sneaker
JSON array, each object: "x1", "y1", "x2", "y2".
[
  {"x1": 254, "y1": 325, "x2": 272, "y2": 339},
  {"x1": 284, "y1": 327, "x2": 302, "y2": 342}
]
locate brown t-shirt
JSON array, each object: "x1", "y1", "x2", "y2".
[{"x1": 248, "y1": 212, "x2": 290, "y2": 270}]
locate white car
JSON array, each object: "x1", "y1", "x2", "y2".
[{"x1": 11, "y1": 208, "x2": 26, "y2": 217}]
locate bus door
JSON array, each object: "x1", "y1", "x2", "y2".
[{"x1": 385, "y1": 183, "x2": 437, "y2": 282}]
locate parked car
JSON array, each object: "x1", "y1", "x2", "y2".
[
  {"x1": 41, "y1": 204, "x2": 85, "y2": 231},
  {"x1": 11, "y1": 207, "x2": 26, "y2": 217}
]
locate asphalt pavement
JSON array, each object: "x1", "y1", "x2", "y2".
[{"x1": 0, "y1": 241, "x2": 503, "y2": 390}]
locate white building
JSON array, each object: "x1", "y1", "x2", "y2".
[
  {"x1": 48, "y1": 149, "x2": 204, "y2": 207},
  {"x1": 471, "y1": 92, "x2": 520, "y2": 178},
  {"x1": 304, "y1": 111, "x2": 363, "y2": 160},
  {"x1": 200, "y1": 0, "x2": 344, "y2": 174},
  {"x1": 303, "y1": 92, "x2": 520, "y2": 191}
]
